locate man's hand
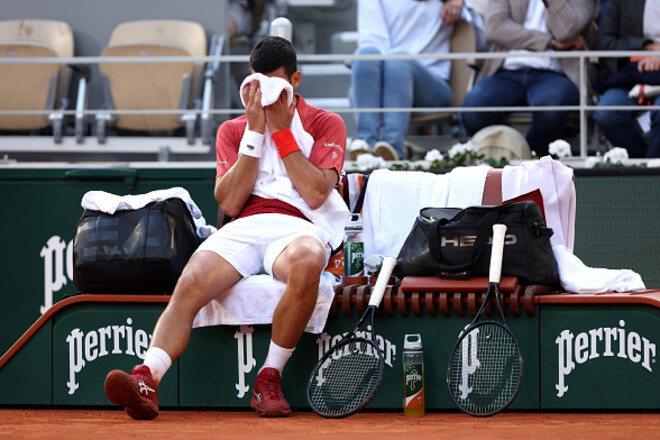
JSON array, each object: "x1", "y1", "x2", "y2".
[
  {"x1": 638, "y1": 56, "x2": 660, "y2": 73},
  {"x1": 643, "y1": 42, "x2": 660, "y2": 52},
  {"x1": 243, "y1": 81, "x2": 266, "y2": 134},
  {"x1": 441, "y1": 0, "x2": 463, "y2": 26},
  {"x1": 265, "y1": 91, "x2": 296, "y2": 134},
  {"x1": 555, "y1": 35, "x2": 585, "y2": 51}
]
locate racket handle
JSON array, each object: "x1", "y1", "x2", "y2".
[
  {"x1": 489, "y1": 224, "x2": 507, "y2": 283},
  {"x1": 369, "y1": 256, "x2": 396, "y2": 307}
]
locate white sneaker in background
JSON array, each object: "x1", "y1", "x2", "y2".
[
  {"x1": 348, "y1": 139, "x2": 371, "y2": 161},
  {"x1": 373, "y1": 141, "x2": 400, "y2": 161}
]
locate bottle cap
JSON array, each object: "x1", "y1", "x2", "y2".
[
  {"x1": 345, "y1": 213, "x2": 363, "y2": 230},
  {"x1": 404, "y1": 333, "x2": 422, "y2": 349}
]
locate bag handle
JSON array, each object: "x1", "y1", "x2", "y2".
[{"x1": 428, "y1": 209, "x2": 499, "y2": 279}]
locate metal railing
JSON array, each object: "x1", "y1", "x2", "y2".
[{"x1": 1, "y1": 50, "x2": 658, "y2": 158}]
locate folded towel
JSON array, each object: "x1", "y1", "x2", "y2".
[
  {"x1": 192, "y1": 272, "x2": 337, "y2": 334},
  {"x1": 81, "y1": 187, "x2": 216, "y2": 239},
  {"x1": 553, "y1": 245, "x2": 646, "y2": 294},
  {"x1": 362, "y1": 167, "x2": 489, "y2": 259}
]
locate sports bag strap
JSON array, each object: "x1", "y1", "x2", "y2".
[
  {"x1": 428, "y1": 209, "x2": 499, "y2": 279},
  {"x1": 482, "y1": 168, "x2": 503, "y2": 205},
  {"x1": 352, "y1": 174, "x2": 369, "y2": 214},
  {"x1": 341, "y1": 173, "x2": 351, "y2": 208}
]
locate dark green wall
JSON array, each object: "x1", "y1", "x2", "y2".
[{"x1": 1, "y1": 165, "x2": 658, "y2": 359}]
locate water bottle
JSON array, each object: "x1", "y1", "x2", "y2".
[
  {"x1": 403, "y1": 333, "x2": 425, "y2": 416},
  {"x1": 343, "y1": 213, "x2": 364, "y2": 277}
]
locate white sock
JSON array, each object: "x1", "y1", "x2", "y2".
[
  {"x1": 258, "y1": 340, "x2": 295, "y2": 375},
  {"x1": 143, "y1": 346, "x2": 172, "y2": 384}
]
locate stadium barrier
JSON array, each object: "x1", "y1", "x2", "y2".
[
  {"x1": 3, "y1": 49, "x2": 660, "y2": 159},
  {"x1": 0, "y1": 164, "x2": 658, "y2": 410}
]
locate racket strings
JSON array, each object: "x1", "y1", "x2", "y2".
[
  {"x1": 308, "y1": 339, "x2": 383, "y2": 416},
  {"x1": 448, "y1": 323, "x2": 522, "y2": 415}
]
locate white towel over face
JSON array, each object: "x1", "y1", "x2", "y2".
[{"x1": 239, "y1": 72, "x2": 294, "y2": 108}]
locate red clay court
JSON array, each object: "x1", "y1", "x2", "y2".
[{"x1": 1, "y1": 409, "x2": 659, "y2": 440}]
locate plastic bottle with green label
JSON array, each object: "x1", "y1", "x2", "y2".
[
  {"x1": 403, "y1": 333, "x2": 425, "y2": 416},
  {"x1": 343, "y1": 213, "x2": 364, "y2": 277}
]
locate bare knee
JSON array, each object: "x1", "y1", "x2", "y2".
[
  {"x1": 169, "y1": 270, "x2": 212, "y2": 312},
  {"x1": 281, "y1": 240, "x2": 325, "y2": 292}
]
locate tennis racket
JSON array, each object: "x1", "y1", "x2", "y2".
[
  {"x1": 446, "y1": 224, "x2": 523, "y2": 417},
  {"x1": 307, "y1": 256, "x2": 397, "y2": 418}
]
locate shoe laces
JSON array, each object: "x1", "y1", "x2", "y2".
[{"x1": 258, "y1": 375, "x2": 283, "y2": 401}]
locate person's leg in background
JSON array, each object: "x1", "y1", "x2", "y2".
[
  {"x1": 646, "y1": 95, "x2": 660, "y2": 158},
  {"x1": 525, "y1": 69, "x2": 579, "y2": 157},
  {"x1": 227, "y1": 0, "x2": 255, "y2": 39},
  {"x1": 460, "y1": 70, "x2": 526, "y2": 138},
  {"x1": 381, "y1": 53, "x2": 452, "y2": 159},
  {"x1": 350, "y1": 45, "x2": 384, "y2": 155},
  {"x1": 593, "y1": 88, "x2": 648, "y2": 158}
]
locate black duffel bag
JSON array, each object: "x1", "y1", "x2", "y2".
[
  {"x1": 73, "y1": 198, "x2": 202, "y2": 294},
  {"x1": 393, "y1": 200, "x2": 559, "y2": 286}
]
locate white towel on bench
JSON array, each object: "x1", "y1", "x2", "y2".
[
  {"x1": 502, "y1": 156, "x2": 576, "y2": 251},
  {"x1": 193, "y1": 271, "x2": 338, "y2": 334},
  {"x1": 81, "y1": 186, "x2": 216, "y2": 239},
  {"x1": 501, "y1": 157, "x2": 644, "y2": 293},
  {"x1": 553, "y1": 245, "x2": 646, "y2": 293},
  {"x1": 362, "y1": 166, "x2": 490, "y2": 259}
]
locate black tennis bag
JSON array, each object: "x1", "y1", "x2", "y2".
[
  {"x1": 393, "y1": 200, "x2": 559, "y2": 286},
  {"x1": 73, "y1": 198, "x2": 202, "y2": 294}
]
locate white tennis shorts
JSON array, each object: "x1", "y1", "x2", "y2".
[{"x1": 195, "y1": 213, "x2": 332, "y2": 277}]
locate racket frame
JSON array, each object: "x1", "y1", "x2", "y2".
[
  {"x1": 306, "y1": 257, "x2": 396, "y2": 418},
  {"x1": 446, "y1": 224, "x2": 523, "y2": 416},
  {"x1": 306, "y1": 303, "x2": 384, "y2": 418}
]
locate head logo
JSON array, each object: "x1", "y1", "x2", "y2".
[
  {"x1": 441, "y1": 234, "x2": 517, "y2": 248},
  {"x1": 555, "y1": 320, "x2": 657, "y2": 397}
]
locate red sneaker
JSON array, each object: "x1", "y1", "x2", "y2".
[
  {"x1": 104, "y1": 365, "x2": 159, "y2": 420},
  {"x1": 250, "y1": 368, "x2": 292, "y2": 417}
]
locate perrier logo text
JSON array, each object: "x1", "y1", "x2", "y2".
[
  {"x1": 555, "y1": 319, "x2": 656, "y2": 397},
  {"x1": 406, "y1": 366, "x2": 422, "y2": 391}
]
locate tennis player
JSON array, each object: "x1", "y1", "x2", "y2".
[{"x1": 103, "y1": 35, "x2": 348, "y2": 419}]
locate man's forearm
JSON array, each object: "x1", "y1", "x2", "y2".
[
  {"x1": 272, "y1": 129, "x2": 337, "y2": 210},
  {"x1": 215, "y1": 155, "x2": 259, "y2": 218},
  {"x1": 282, "y1": 152, "x2": 337, "y2": 210}
]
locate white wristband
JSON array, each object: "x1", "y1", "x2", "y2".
[{"x1": 239, "y1": 130, "x2": 265, "y2": 158}]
